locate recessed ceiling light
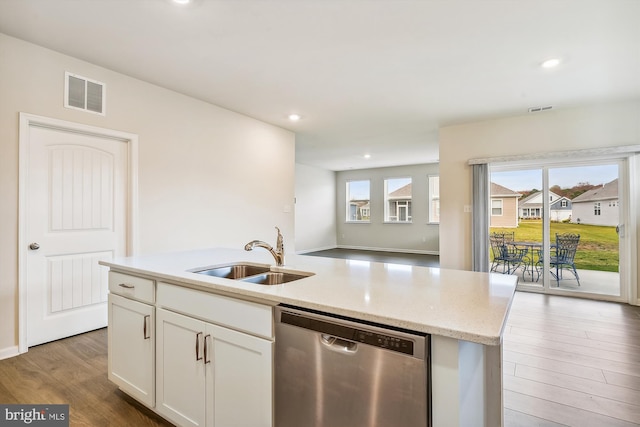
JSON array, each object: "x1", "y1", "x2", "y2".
[
  {"x1": 541, "y1": 58, "x2": 561, "y2": 69},
  {"x1": 364, "y1": 154, "x2": 371, "y2": 159},
  {"x1": 172, "y1": 0, "x2": 191, "y2": 4},
  {"x1": 288, "y1": 114, "x2": 301, "y2": 121}
]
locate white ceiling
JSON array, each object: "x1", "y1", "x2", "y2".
[{"x1": 1, "y1": 0, "x2": 638, "y2": 171}]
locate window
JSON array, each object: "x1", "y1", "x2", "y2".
[
  {"x1": 561, "y1": 200, "x2": 568, "y2": 208},
  {"x1": 594, "y1": 202, "x2": 601, "y2": 216},
  {"x1": 491, "y1": 199, "x2": 503, "y2": 216},
  {"x1": 428, "y1": 175, "x2": 440, "y2": 223},
  {"x1": 346, "y1": 180, "x2": 370, "y2": 222},
  {"x1": 384, "y1": 177, "x2": 412, "y2": 222}
]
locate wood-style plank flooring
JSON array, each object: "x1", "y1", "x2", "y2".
[
  {"x1": 303, "y1": 248, "x2": 440, "y2": 267},
  {"x1": 504, "y1": 291, "x2": 640, "y2": 426},
  {"x1": 0, "y1": 328, "x2": 172, "y2": 426}
]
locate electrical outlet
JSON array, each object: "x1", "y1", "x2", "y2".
[{"x1": 464, "y1": 205, "x2": 472, "y2": 213}]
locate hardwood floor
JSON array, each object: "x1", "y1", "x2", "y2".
[
  {"x1": 504, "y1": 291, "x2": 640, "y2": 426},
  {"x1": 1, "y1": 259, "x2": 639, "y2": 426},
  {"x1": 303, "y1": 248, "x2": 440, "y2": 267},
  {"x1": 0, "y1": 328, "x2": 172, "y2": 426}
]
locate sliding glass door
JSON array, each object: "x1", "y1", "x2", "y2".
[{"x1": 490, "y1": 160, "x2": 625, "y2": 300}]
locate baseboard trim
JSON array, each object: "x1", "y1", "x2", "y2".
[
  {"x1": 0, "y1": 345, "x2": 21, "y2": 361},
  {"x1": 337, "y1": 245, "x2": 439, "y2": 256}
]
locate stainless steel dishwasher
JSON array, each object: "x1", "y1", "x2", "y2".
[{"x1": 275, "y1": 305, "x2": 431, "y2": 427}]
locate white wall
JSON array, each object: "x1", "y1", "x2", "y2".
[
  {"x1": 336, "y1": 163, "x2": 440, "y2": 254},
  {"x1": 0, "y1": 33, "x2": 295, "y2": 354},
  {"x1": 572, "y1": 201, "x2": 619, "y2": 226},
  {"x1": 439, "y1": 101, "x2": 640, "y2": 301},
  {"x1": 294, "y1": 163, "x2": 337, "y2": 252}
]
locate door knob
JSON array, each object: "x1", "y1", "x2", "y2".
[{"x1": 29, "y1": 243, "x2": 40, "y2": 250}]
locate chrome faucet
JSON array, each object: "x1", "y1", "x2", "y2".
[{"x1": 244, "y1": 226, "x2": 285, "y2": 266}]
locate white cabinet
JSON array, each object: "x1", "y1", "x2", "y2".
[
  {"x1": 156, "y1": 307, "x2": 273, "y2": 427},
  {"x1": 156, "y1": 308, "x2": 207, "y2": 427},
  {"x1": 206, "y1": 318, "x2": 273, "y2": 427},
  {"x1": 108, "y1": 292, "x2": 155, "y2": 407},
  {"x1": 107, "y1": 273, "x2": 274, "y2": 427}
]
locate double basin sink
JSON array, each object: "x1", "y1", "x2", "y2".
[{"x1": 192, "y1": 263, "x2": 314, "y2": 285}]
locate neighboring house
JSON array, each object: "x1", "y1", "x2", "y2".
[
  {"x1": 490, "y1": 182, "x2": 521, "y2": 228},
  {"x1": 571, "y1": 179, "x2": 619, "y2": 226},
  {"x1": 519, "y1": 191, "x2": 573, "y2": 222},
  {"x1": 348, "y1": 200, "x2": 370, "y2": 221},
  {"x1": 387, "y1": 183, "x2": 412, "y2": 222}
]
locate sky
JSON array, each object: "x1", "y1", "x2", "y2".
[
  {"x1": 491, "y1": 164, "x2": 619, "y2": 192},
  {"x1": 347, "y1": 177, "x2": 410, "y2": 200}
]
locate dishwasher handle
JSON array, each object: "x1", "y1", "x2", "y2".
[{"x1": 321, "y1": 334, "x2": 358, "y2": 353}]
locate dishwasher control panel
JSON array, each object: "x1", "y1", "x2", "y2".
[
  {"x1": 280, "y1": 309, "x2": 423, "y2": 356},
  {"x1": 355, "y1": 330, "x2": 414, "y2": 355}
]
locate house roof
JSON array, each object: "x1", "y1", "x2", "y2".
[
  {"x1": 490, "y1": 182, "x2": 521, "y2": 198},
  {"x1": 389, "y1": 183, "x2": 412, "y2": 198},
  {"x1": 571, "y1": 179, "x2": 619, "y2": 202},
  {"x1": 520, "y1": 190, "x2": 559, "y2": 204}
]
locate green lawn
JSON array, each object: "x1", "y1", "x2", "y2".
[{"x1": 491, "y1": 220, "x2": 619, "y2": 272}]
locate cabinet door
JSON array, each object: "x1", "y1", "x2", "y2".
[
  {"x1": 205, "y1": 323, "x2": 273, "y2": 427},
  {"x1": 108, "y1": 293, "x2": 155, "y2": 407},
  {"x1": 156, "y1": 308, "x2": 207, "y2": 427}
]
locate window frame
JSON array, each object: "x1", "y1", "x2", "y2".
[
  {"x1": 345, "y1": 179, "x2": 371, "y2": 223},
  {"x1": 491, "y1": 199, "x2": 504, "y2": 216},
  {"x1": 383, "y1": 176, "x2": 412, "y2": 223},
  {"x1": 428, "y1": 175, "x2": 440, "y2": 224}
]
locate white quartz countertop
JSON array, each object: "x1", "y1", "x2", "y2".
[{"x1": 100, "y1": 248, "x2": 517, "y2": 346}]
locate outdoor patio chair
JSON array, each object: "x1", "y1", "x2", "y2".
[
  {"x1": 549, "y1": 233, "x2": 581, "y2": 286},
  {"x1": 490, "y1": 233, "x2": 527, "y2": 275}
]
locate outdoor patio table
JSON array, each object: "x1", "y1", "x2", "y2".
[
  {"x1": 510, "y1": 241, "x2": 542, "y2": 281},
  {"x1": 509, "y1": 241, "x2": 558, "y2": 282}
]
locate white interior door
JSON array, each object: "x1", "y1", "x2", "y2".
[{"x1": 26, "y1": 125, "x2": 128, "y2": 346}]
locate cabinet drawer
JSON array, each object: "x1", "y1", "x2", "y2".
[
  {"x1": 157, "y1": 282, "x2": 273, "y2": 339},
  {"x1": 109, "y1": 271, "x2": 155, "y2": 304}
]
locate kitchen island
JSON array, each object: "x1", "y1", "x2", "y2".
[{"x1": 101, "y1": 248, "x2": 517, "y2": 427}]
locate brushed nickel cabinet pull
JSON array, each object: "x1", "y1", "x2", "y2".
[
  {"x1": 118, "y1": 283, "x2": 135, "y2": 289},
  {"x1": 143, "y1": 315, "x2": 150, "y2": 339},
  {"x1": 204, "y1": 334, "x2": 211, "y2": 364},
  {"x1": 195, "y1": 332, "x2": 203, "y2": 361}
]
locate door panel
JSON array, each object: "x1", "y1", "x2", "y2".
[
  {"x1": 108, "y1": 293, "x2": 155, "y2": 407},
  {"x1": 156, "y1": 308, "x2": 206, "y2": 427},
  {"x1": 26, "y1": 125, "x2": 128, "y2": 346},
  {"x1": 206, "y1": 322, "x2": 273, "y2": 427},
  {"x1": 49, "y1": 251, "x2": 111, "y2": 312}
]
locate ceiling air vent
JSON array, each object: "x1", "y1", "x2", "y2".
[
  {"x1": 527, "y1": 105, "x2": 553, "y2": 113},
  {"x1": 64, "y1": 72, "x2": 106, "y2": 115}
]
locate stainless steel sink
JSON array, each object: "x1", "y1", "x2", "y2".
[
  {"x1": 194, "y1": 263, "x2": 270, "y2": 279},
  {"x1": 241, "y1": 271, "x2": 313, "y2": 285},
  {"x1": 192, "y1": 263, "x2": 313, "y2": 285}
]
